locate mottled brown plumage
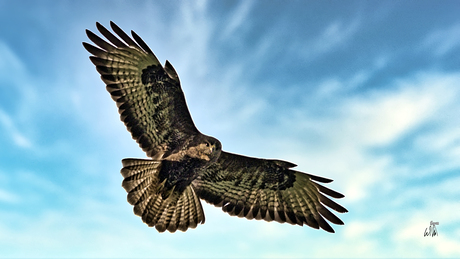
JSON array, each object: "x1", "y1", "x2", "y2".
[{"x1": 83, "y1": 21, "x2": 347, "y2": 233}]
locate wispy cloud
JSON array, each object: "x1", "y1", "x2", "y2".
[
  {"x1": 341, "y1": 73, "x2": 455, "y2": 146},
  {"x1": 0, "y1": 41, "x2": 33, "y2": 149},
  {"x1": 422, "y1": 23, "x2": 460, "y2": 56},
  {"x1": 293, "y1": 17, "x2": 361, "y2": 62},
  {"x1": 0, "y1": 109, "x2": 32, "y2": 148},
  {"x1": 218, "y1": 0, "x2": 254, "y2": 42},
  {"x1": 315, "y1": 19, "x2": 361, "y2": 54},
  {"x1": 0, "y1": 188, "x2": 19, "y2": 203},
  {"x1": 0, "y1": 41, "x2": 25, "y2": 81}
]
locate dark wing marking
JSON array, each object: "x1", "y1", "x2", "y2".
[
  {"x1": 83, "y1": 22, "x2": 199, "y2": 158},
  {"x1": 121, "y1": 158, "x2": 205, "y2": 233},
  {"x1": 193, "y1": 152, "x2": 348, "y2": 233}
]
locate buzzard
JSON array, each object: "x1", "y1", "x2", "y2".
[{"x1": 83, "y1": 21, "x2": 347, "y2": 233}]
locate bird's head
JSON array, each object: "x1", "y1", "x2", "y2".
[
  {"x1": 204, "y1": 137, "x2": 222, "y2": 162},
  {"x1": 202, "y1": 136, "x2": 222, "y2": 163},
  {"x1": 189, "y1": 134, "x2": 222, "y2": 163}
]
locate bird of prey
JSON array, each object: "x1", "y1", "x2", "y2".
[{"x1": 83, "y1": 21, "x2": 347, "y2": 233}]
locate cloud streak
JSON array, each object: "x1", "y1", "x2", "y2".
[{"x1": 422, "y1": 23, "x2": 460, "y2": 56}]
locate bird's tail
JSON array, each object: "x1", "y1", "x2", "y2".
[{"x1": 120, "y1": 158, "x2": 205, "y2": 233}]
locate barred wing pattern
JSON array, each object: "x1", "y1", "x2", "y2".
[
  {"x1": 83, "y1": 22, "x2": 199, "y2": 159},
  {"x1": 121, "y1": 159, "x2": 205, "y2": 233},
  {"x1": 193, "y1": 152, "x2": 348, "y2": 233}
]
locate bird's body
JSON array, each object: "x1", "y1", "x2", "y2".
[{"x1": 83, "y1": 21, "x2": 347, "y2": 233}]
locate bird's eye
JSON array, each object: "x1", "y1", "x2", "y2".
[{"x1": 205, "y1": 142, "x2": 210, "y2": 147}]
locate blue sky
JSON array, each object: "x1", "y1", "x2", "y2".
[{"x1": 1, "y1": 0, "x2": 460, "y2": 258}]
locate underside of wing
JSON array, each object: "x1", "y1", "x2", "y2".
[
  {"x1": 83, "y1": 21, "x2": 199, "y2": 158},
  {"x1": 193, "y1": 152, "x2": 348, "y2": 233}
]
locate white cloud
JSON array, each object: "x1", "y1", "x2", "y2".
[
  {"x1": 344, "y1": 220, "x2": 385, "y2": 239},
  {"x1": 414, "y1": 120, "x2": 460, "y2": 168},
  {"x1": 341, "y1": 75, "x2": 455, "y2": 147},
  {"x1": 295, "y1": 72, "x2": 459, "y2": 152},
  {"x1": 335, "y1": 72, "x2": 458, "y2": 148}
]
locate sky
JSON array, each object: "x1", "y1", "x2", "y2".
[{"x1": 1, "y1": 0, "x2": 460, "y2": 258}]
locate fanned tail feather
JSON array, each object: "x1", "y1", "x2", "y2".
[{"x1": 121, "y1": 158, "x2": 205, "y2": 233}]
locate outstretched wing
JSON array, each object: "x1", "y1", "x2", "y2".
[
  {"x1": 83, "y1": 22, "x2": 199, "y2": 158},
  {"x1": 193, "y1": 152, "x2": 348, "y2": 233}
]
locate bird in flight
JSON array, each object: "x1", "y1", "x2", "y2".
[{"x1": 83, "y1": 21, "x2": 347, "y2": 233}]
